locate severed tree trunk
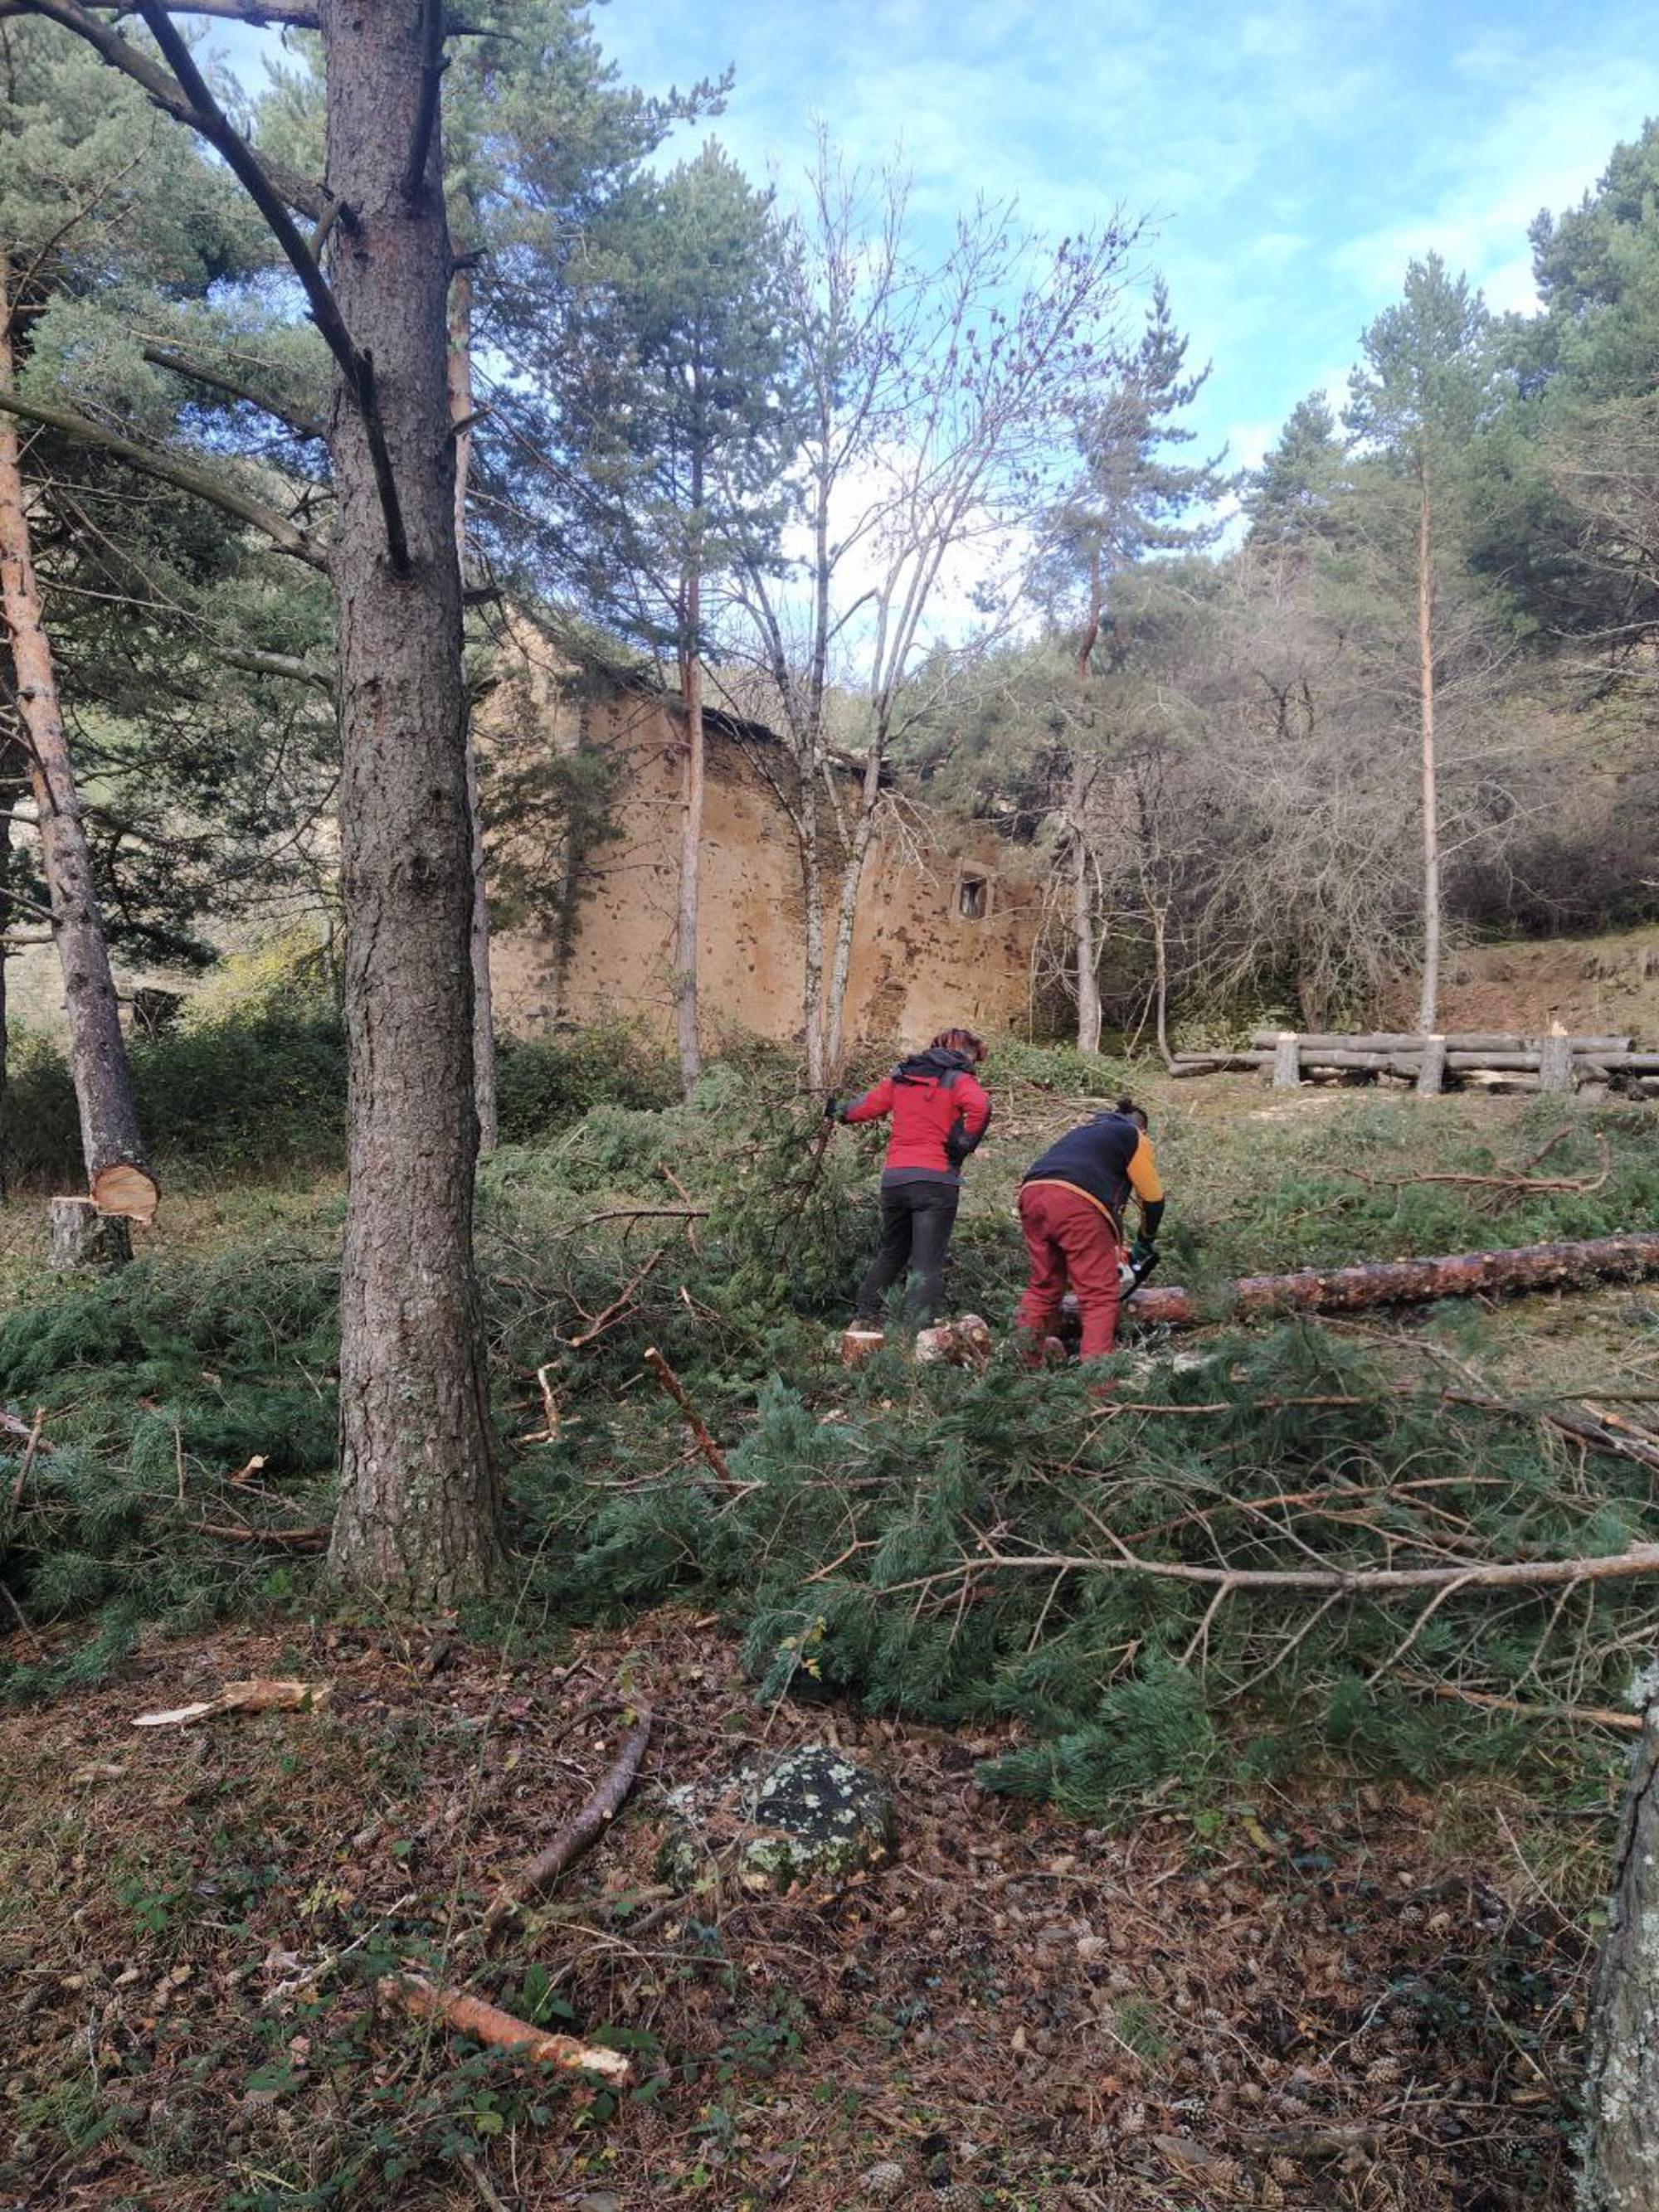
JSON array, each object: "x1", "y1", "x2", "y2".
[
  {"x1": 445, "y1": 263, "x2": 498, "y2": 1155},
  {"x1": 324, "y1": 0, "x2": 501, "y2": 1604},
  {"x1": 1124, "y1": 1230, "x2": 1659, "y2": 1331},
  {"x1": 0, "y1": 280, "x2": 148, "y2": 1244},
  {"x1": 1582, "y1": 1693, "x2": 1659, "y2": 2211},
  {"x1": 1415, "y1": 456, "x2": 1441, "y2": 1036}
]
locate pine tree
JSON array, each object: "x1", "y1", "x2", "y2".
[
  {"x1": 1041, "y1": 279, "x2": 1225, "y2": 1052},
  {"x1": 549, "y1": 144, "x2": 797, "y2": 1096},
  {"x1": 1345, "y1": 255, "x2": 1499, "y2": 1033}
]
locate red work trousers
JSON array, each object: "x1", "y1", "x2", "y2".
[{"x1": 1015, "y1": 1182, "x2": 1121, "y2": 1360}]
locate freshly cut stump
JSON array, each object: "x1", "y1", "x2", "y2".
[
  {"x1": 659, "y1": 1744, "x2": 896, "y2": 1894},
  {"x1": 49, "y1": 1197, "x2": 132, "y2": 1271}
]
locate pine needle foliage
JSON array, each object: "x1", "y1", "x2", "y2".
[{"x1": 525, "y1": 1313, "x2": 1659, "y2": 1821}]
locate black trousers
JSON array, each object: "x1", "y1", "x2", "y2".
[{"x1": 854, "y1": 1179, "x2": 960, "y2": 1325}]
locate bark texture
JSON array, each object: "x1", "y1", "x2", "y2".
[
  {"x1": 674, "y1": 602, "x2": 704, "y2": 1096},
  {"x1": 49, "y1": 1196, "x2": 131, "y2": 1271},
  {"x1": 1581, "y1": 1694, "x2": 1659, "y2": 2211},
  {"x1": 1121, "y1": 1232, "x2": 1659, "y2": 1334},
  {"x1": 0, "y1": 285, "x2": 148, "y2": 1208},
  {"x1": 1415, "y1": 459, "x2": 1441, "y2": 1035},
  {"x1": 445, "y1": 265, "x2": 497, "y2": 1155},
  {"x1": 324, "y1": 0, "x2": 501, "y2": 1603}
]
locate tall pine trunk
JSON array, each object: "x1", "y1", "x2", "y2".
[
  {"x1": 674, "y1": 438, "x2": 705, "y2": 1099},
  {"x1": 1581, "y1": 1694, "x2": 1659, "y2": 2210},
  {"x1": 445, "y1": 264, "x2": 498, "y2": 1155},
  {"x1": 0, "y1": 280, "x2": 148, "y2": 1214},
  {"x1": 1415, "y1": 457, "x2": 1441, "y2": 1035},
  {"x1": 324, "y1": 0, "x2": 501, "y2": 1604},
  {"x1": 1072, "y1": 550, "x2": 1103, "y2": 1055}
]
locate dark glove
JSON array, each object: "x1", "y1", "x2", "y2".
[
  {"x1": 823, "y1": 1095, "x2": 842, "y2": 1124},
  {"x1": 1130, "y1": 1238, "x2": 1157, "y2": 1272}
]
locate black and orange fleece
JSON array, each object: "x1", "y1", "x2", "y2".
[{"x1": 1020, "y1": 1111, "x2": 1165, "y2": 1240}]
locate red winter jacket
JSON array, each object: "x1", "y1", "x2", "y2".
[{"x1": 842, "y1": 1048, "x2": 992, "y2": 1180}]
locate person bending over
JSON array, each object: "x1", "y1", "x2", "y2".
[
  {"x1": 834, "y1": 1028, "x2": 992, "y2": 1330},
  {"x1": 1014, "y1": 1095, "x2": 1165, "y2": 1363}
]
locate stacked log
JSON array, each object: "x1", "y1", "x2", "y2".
[{"x1": 1169, "y1": 1030, "x2": 1658, "y2": 1096}]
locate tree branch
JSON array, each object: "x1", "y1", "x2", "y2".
[
  {"x1": 141, "y1": 343, "x2": 327, "y2": 444},
  {"x1": 132, "y1": 0, "x2": 409, "y2": 571},
  {"x1": 400, "y1": 0, "x2": 448, "y2": 204},
  {"x1": 0, "y1": 387, "x2": 327, "y2": 568},
  {"x1": 217, "y1": 646, "x2": 335, "y2": 694},
  {"x1": 7, "y1": 0, "x2": 334, "y2": 222}
]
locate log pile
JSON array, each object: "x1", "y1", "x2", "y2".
[{"x1": 1170, "y1": 1028, "x2": 1659, "y2": 1096}]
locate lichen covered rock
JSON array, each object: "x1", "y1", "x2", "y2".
[{"x1": 658, "y1": 1744, "x2": 896, "y2": 1894}]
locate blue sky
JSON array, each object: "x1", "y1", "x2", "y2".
[{"x1": 588, "y1": 0, "x2": 1659, "y2": 474}]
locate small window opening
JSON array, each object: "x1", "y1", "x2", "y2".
[{"x1": 957, "y1": 872, "x2": 990, "y2": 921}]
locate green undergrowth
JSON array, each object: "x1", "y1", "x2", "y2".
[
  {"x1": 1, "y1": 1010, "x2": 676, "y2": 1188},
  {"x1": 4, "y1": 1043, "x2": 1658, "y2": 1816},
  {"x1": 517, "y1": 1315, "x2": 1659, "y2": 1819}
]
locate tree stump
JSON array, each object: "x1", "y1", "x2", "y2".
[
  {"x1": 1271, "y1": 1033, "x2": 1301, "y2": 1090},
  {"x1": 1538, "y1": 1027, "x2": 1574, "y2": 1094},
  {"x1": 1415, "y1": 1034, "x2": 1447, "y2": 1096},
  {"x1": 49, "y1": 1197, "x2": 132, "y2": 1271}
]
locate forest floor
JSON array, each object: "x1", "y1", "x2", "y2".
[
  {"x1": 0, "y1": 1606, "x2": 1605, "y2": 2212},
  {"x1": 6, "y1": 1052, "x2": 1659, "y2": 2210}
]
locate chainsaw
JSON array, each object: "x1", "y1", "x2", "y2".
[{"x1": 1117, "y1": 1242, "x2": 1160, "y2": 1301}]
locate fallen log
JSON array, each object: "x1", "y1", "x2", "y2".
[
  {"x1": 377, "y1": 1971, "x2": 630, "y2": 2080},
  {"x1": 484, "y1": 1701, "x2": 653, "y2": 1932},
  {"x1": 1120, "y1": 1231, "x2": 1659, "y2": 1333}
]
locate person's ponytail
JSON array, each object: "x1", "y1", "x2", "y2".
[{"x1": 1117, "y1": 1094, "x2": 1150, "y2": 1130}]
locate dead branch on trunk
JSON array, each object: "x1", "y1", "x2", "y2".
[
  {"x1": 483, "y1": 1700, "x2": 653, "y2": 1933},
  {"x1": 377, "y1": 1971, "x2": 630, "y2": 2079},
  {"x1": 643, "y1": 1346, "x2": 737, "y2": 1491}
]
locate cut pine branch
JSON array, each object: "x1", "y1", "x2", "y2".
[
  {"x1": 377, "y1": 1972, "x2": 630, "y2": 2079},
  {"x1": 483, "y1": 1700, "x2": 652, "y2": 1933},
  {"x1": 643, "y1": 1346, "x2": 737, "y2": 1491}
]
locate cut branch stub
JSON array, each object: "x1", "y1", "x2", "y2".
[{"x1": 91, "y1": 1160, "x2": 159, "y2": 1225}]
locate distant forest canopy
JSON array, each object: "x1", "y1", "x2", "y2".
[{"x1": 3, "y1": 3, "x2": 1659, "y2": 1067}]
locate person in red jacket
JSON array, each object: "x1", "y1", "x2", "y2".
[{"x1": 834, "y1": 1028, "x2": 992, "y2": 1329}]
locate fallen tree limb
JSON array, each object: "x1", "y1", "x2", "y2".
[
  {"x1": 484, "y1": 1701, "x2": 653, "y2": 1933},
  {"x1": 8, "y1": 1407, "x2": 45, "y2": 1506},
  {"x1": 886, "y1": 1539, "x2": 1659, "y2": 1600},
  {"x1": 377, "y1": 1971, "x2": 630, "y2": 2080},
  {"x1": 1406, "y1": 1680, "x2": 1642, "y2": 1733},
  {"x1": 563, "y1": 1246, "x2": 666, "y2": 1350},
  {"x1": 184, "y1": 1519, "x2": 331, "y2": 1548},
  {"x1": 0, "y1": 1407, "x2": 51, "y2": 1456},
  {"x1": 1123, "y1": 1230, "x2": 1659, "y2": 1333},
  {"x1": 643, "y1": 1346, "x2": 737, "y2": 1491}
]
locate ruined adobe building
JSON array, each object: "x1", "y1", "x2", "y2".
[{"x1": 483, "y1": 631, "x2": 1042, "y2": 1052}]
